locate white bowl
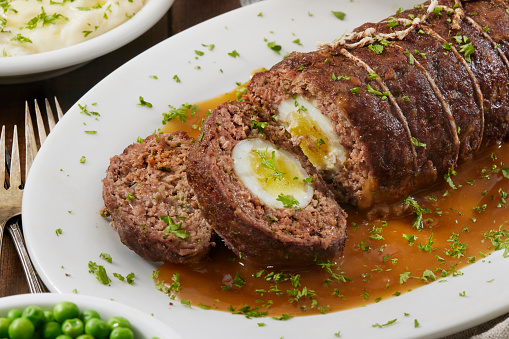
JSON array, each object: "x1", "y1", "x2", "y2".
[
  {"x1": 0, "y1": 293, "x2": 182, "y2": 338},
  {"x1": 0, "y1": 0, "x2": 174, "y2": 84}
]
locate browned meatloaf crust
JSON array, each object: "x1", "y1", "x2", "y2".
[
  {"x1": 102, "y1": 132, "x2": 214, "y2": 263},
  {"x1": 186, "y1": 101, "x2": 347, "y2": 266},
  {"x1": 246, "y1": 0, "x2": 509, "y2": 209}
]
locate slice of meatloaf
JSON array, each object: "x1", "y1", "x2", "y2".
[
  {"x1": 186, "y1": 101, "x2": 347, "y2": 266},
  {"x1": 102, "y1": 132, "x2": 214, "y2": 263}
]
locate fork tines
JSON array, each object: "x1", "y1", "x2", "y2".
[
  {"x1": 1, "y1": 125, "x2": 21, "y2": 190},
  {"x1": 25, "y1": 97, "x2": 63, "y2": 177}
]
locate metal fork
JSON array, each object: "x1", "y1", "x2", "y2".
[
  {"x1": 0, "y1": 125, "x2": 22, "y2": 258},
  {"x1": 4, "y1": 98, "x2": 63, "y2": 293},
  {"x1": 0, "y1": 125, "x2": 40, "y2": 290}
]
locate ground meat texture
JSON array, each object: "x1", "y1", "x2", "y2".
[
  {"x1": 186, "y1": 101, "x2": 347, "y2": 266},
  {"x1": 247, "y1": 0, "x2": 509, "y2": 209},
  {"x1": 102, "y1": 132, "x2": 215, "y2": 264}
]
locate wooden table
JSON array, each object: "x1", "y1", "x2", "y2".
[{"x1": 0, "y1": 0, "x2": 240, "y2": 298}]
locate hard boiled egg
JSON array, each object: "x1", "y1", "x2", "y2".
[{"x1": 232, "y1": 138, "x2": 314, "y2": 209}]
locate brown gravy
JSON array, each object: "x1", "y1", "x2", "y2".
[{"x1": 157, "y1": 91, "x2": 509, "y2": 317}]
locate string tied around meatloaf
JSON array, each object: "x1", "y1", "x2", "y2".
[{"x1": 316, "y1": 0, "x2": 469, "y2": 50}]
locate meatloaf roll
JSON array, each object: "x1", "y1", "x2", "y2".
[
  {"x1": 102, "y1": 132, "x2": 215, "y2": 263},
  {"x1": 246, "y1": 0, "x2": 509, "y2": 209},
  {"x1": 186, "y1": 101, "x2": 347, "y2": 266}
]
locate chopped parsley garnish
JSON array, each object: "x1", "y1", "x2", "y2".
[
  {"x1": 372, "y1": 318, "x2": 397, "y2": 328},
  {"x1": 331, "y1": 73, "x2": 351, "y2": 81},
  {"x1": 404, "y1": 196, "x2": 431, "y2": 230},
  {"x1": 368, "y1": 44, "x2": 384, "y2": 54},
  {"x1": 405, "y1": 49, "x2": 415, "y2": 64},
  {"x1": 417, "y1": 234, "x2": 436, "y2": 253},
  {"x1": 253, "y1": 148, "x2": 285, "y2": 181},
  {"x1": 228, "y1": 50, "x2": 240, "y2": 58},
  {"x1": 276, "y1": 193, "x2": 299, "y2": 208},
  {"x1": 459, "y1": 42, "x2": 475, "y2": 62},
  {"x1": 331, "y1": 11, "x2": 346, "y2": 20},
  {"x1": 251, "y1": 120, "x2": 268, "y2": 136},
  {"x1": 233, "y1": 272, "x2": 246, "y2": 288},
  {"x1": 350, "y1": 87, "x2": 360, "y2": 94},
  {"x1": 411, "y1": 137, "x2": 427, "y2": 148},
  {"x1": 317, "y1": 138, "x2": 325, "y2": 149},
  {"x1": 160, "y1": 216, "x2": 190, "y2": 239},
  {"x1": 444, "y1": 168, "x2": 457, "y2": 189},
  {"x1": 25, "y1": 7, "x2": 67, "y2": 29},
  {"x1": 11, "y1": 34, "x2": 32, "y2": 43},
  {"x1": 99, "y1": 253, "x2": 112, "y2": 263},
  {"x1": 267, "y1": 41, "x2": 282, "y2": 54},
  {"x1": 138, "y1": 96, "x2": 152, "y2": 107},
  {"x1": 78, "y1": 104, "x2": 100, "y2": 117},
  {"x1": 366, "y1": 84, "x2": 389, "y2": 100},
  {"x1": 271, "y1": 314, "x2": 293, "y2": 321},
  {"x1": 162, "y1": 103, "x2": 198, "y2": 123},
  {"x1": 88, "y1": 261, "x2": 111, "y2": 285}
]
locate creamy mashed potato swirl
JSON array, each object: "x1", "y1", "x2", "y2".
[{"x1": 0, "y1": 0, "x2": 145, "y2": 56}]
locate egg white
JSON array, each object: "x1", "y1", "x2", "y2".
[
  {"x1": 232, "y1": 138, "x2": 313, "y2": 210},
  {"x1": 277, "y1": 95, "x2": 346, "y2": 172}
]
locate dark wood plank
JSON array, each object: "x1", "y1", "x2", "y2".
[{"x1": 170, "y1": 0, "x2": 239, "y2": 34}]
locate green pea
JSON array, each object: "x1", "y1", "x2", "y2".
[
  {"x1": 61, "y1": 318, "x2": 83, "y2": 338},
  {"x1": 22, "y1": 305, "x2": 45, "y2": 328},
  {"x1": 53, "y1": 302, "x2": 80, "y2": 323},
  {"x1": 84, "y1": 318, "x2": 110, "y2": 339},
  {"x1": 42, "y1": 321, "x2": 63, "y2": 339},
  {"x1": 75, "y1": 335, "x2": 94, "y2": 339},
  {"x1": 6, "y1": 309, "x2": 22, "y2": 320},
  {"x1": 8, "y1": 317, "x2": 35, "y2": 339},
  {"x1": 55, "y1": 335, "x2": 73, "y2": 339},
  {"x1": 106, "y1": 316, "x2": 131, "y2": 329},
  {"x1": 0, "y1": 317, "x2": 11, "y2": 337},
  {"x1": 109, "y1": 327, "x2": 134, "y2": 339},
  {"x1": 79, "y1": 310, "x2": 100, "y2": 325},
  {"x1": 44, "y1": 311, "x2": 55, "y2": 323}
]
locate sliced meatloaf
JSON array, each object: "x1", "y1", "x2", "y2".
[
  {"x1": 102, "y1": 132, "x2": 214, "y2": 263},
  {"x1": 246, "y1": 0, "x2": 509, "y2": 209},
  {"x1": 186, "y1": 101, "x2": 347, "y2": 266}
]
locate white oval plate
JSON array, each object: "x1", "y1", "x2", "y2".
[
  {"x1": 0, "y1": 0, "x2": 174, "y2": 84},
  {"x1": 22, "y1": 0, "x2": 509, "y2": 338},
  {"x1": 0, "y1": 293, "x2": 182, "y2": 338}
]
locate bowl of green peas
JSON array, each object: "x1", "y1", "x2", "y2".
[{"x1": 0, "y1": 293, "x2": 182, "y2": 339}]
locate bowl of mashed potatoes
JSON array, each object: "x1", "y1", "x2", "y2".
[{"x1": 0, "y1": 0, "x2": 174, "y2": 83}]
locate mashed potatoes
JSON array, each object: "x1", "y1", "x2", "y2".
[{"x1": 0, "y1": 0, "x2": 145, "y2": 56}]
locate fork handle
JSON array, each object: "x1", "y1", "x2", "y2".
[{"x1": 8, "y1": 220, "x2": 46, "y2": 293}]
